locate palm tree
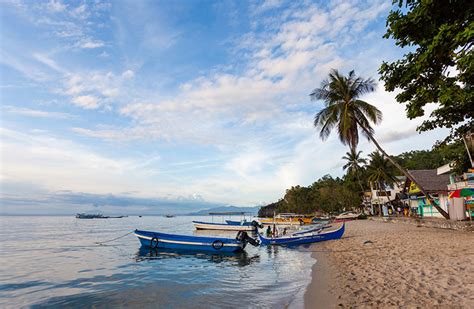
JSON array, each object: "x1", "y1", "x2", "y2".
[
  {"x1": 366, "y1": 151, "x2": 397, "y2": 211},
  {"x1": 342, "y1": 148, "x2": 367, "y2": 192},
  {"x1": 311, "y1": 69, "x2": 449, "y2": 219}
]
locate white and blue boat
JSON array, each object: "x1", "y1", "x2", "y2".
[
  {"x1": 192, "y1": 220, "x2": 259, "y2": 231},
  {"x1": 135, "y1": 229, "x2": 259, "y2": 253},
  {"x1": 258, "y1": 223, "x2": 345, "y2": 246},
  {"x1": 192, "y1": 212, "x2": 261, "y2": 231}
]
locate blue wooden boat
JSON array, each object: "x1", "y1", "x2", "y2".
[
  {"x1": 134, "y1": 229, "x2": 259, "y2": 253},
  {"x1": 258, "y1": 223, "x2": 345, "y2": 246}
]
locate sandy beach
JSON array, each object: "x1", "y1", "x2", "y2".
[{"x1": 304, "y1": 220, "x2": 474, "y2": 308}]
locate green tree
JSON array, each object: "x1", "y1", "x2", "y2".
[
  {"x1": 367, "y1": 151, "x2": 397, "y2": 207},
  {"x1": 311, "y1": 69, "x2": 450, "y2": 219},
  {"x1": 394, "y1": 150, "x2": 445, "y2": 170},
  {"x1": 342, "y1": 148, "x2": 368, "y2": 192},
  {"x1": 379, "y1": 0, "x2": 473, "y2": 142}
]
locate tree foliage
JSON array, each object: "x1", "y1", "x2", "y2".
[
  {"x1": 379, "y1": 0, "x2": 473, "y2": 142},
  {"x1": 258, "y1": 175, "x2": 361, "y2": 217},
  {"x1": 311, "y1": 69, "x2": 382, "y2": 150}
]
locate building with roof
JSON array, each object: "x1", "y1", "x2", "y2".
[
  {"x1": 368, "y1": 176, "x2": 406, "y2": 215},
  {"x1": 402, "y1": 169, "x2": 451, "y2": 218}
]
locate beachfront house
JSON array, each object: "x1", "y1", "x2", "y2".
[
  {"x1": 438, "y1": 162, "x2": 474, "y2": 220},
  {"x1": 402, "y1": 169, "x2": 450, "y2": 218},
  {"x1": 369, "y1": 176, "x2": 405, "y2": 215}
]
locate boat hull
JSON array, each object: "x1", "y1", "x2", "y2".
[
  {"x1": 258, "y1": 217, "x2": 314, "y2": 225},
  {"x1": 135, "y1": 230, "x2": 245, "y2": 253},
  {"x1": 258, "y1": 223, "x2": 345, "y2": 246},
  {"x1": 192, "y1": 221, "x2": 256, "y2": 231}
]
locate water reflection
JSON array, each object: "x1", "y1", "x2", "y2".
[
  {"x1": 135, "y1": 247, "x2": 260, "y2": 267},
  {"x1": 266, "y1": 245, "x2": 280, "y2": 257}
]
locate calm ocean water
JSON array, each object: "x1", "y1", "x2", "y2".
[{"x1": 0, "y1": 216, "x2": 315, "y2": 308}]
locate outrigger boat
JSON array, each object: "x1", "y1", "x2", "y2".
[
  {"x1": 192, "y1": 212, "x2": 262, "y2": 231},
  {"x1": 258, "y1": 223, "x2": 345, "y2": 246},
  {"x1": 134, "y1": 229, "x2": 259, "y2": 253},
  {"x1": 258, "y1": 213, "x2": 315, "y2": 225}
]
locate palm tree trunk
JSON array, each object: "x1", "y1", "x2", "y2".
[
  {"x1": 360, "y1": 125, "x2": 450, "y2": 219},
  {"x1": 356, "y1": 174, "x2": 365, "y2": 192}
]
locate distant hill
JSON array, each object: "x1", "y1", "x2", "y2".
[{"x1": 186, "y1": 205, "x2": 261, "y2": 216}]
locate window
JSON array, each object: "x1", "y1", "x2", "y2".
[{"x1": 377, "y1": 191, "x2": 391, "y2": 197}]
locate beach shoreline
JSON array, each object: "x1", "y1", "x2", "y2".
[
  {"x1": 303, "y1": 246, "x2": 336, "y2": 308},
  {"x1": 304, "y1": 220, "x2": 474, "y2": 308}
]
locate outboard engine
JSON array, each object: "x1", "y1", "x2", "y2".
[
  {"x1": 251, "y1": 220, "x2": 264, "y2": 229},
  {"x1": 236, "y1": 231, "x2": 260, "y2": 247}
]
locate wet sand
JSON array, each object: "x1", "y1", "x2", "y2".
[{"x1": 304, "y1": 220, "x2": 474, "y2": 308}]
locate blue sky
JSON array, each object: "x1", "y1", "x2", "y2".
[{"x1": 0, "y1": 0, "x2": 448, "y2": 214}]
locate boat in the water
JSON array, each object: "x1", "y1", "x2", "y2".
[
  {"x1": 192, "y1": 212, "x2": 261, "y2": 231},
  {"x1": 257, "y1": 223, "x2": 345, "y2": 246},
  {"x1": 292, "y1": 224, "x2": 332, "y2": 235},
  {"x1": 134, "y1": 229, "x2": 259, "y2": 252},
  {"x1": 76, "y1": 213, "x2": 127, "y2": 219},
  {"x1": 164, "y1": 214, "x2": 175, "y2": 218},
  {"x1": 258, "y1": 213, "x2": 315, "y2": 225},
  {"x1": 192, "y1": 220, "x2": 259, "y2": 231}
]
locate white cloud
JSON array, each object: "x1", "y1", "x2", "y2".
[
  {"x1": 78, "y1": 40, "x2": 105, "y2": 49},
  {"x1": 3, "y1": 106, "x2": 73, "y2": 119},
  {"x1": 32, "y1": 53, "x2": 65, "y2": 73},
  {"x1": 0, "y1": 128, "x2": 162, "y2": 195},
  {"x1": 46, "y1": 0, "x2": 67, "y2": 13},
  {"x1": 72, "y1": 95, "x2": 100, "y2": 109},
  {"x1": 121, "y1": 70, "x2": 135, "y2": 80}
]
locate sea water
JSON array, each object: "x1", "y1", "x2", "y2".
[{"x1": 0, "y1": 216, "x2": 314, "y2": 308}]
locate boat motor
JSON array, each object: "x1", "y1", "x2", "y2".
[
  {"x1": 236, "y1": 231, "x2": 260, "y2": 247},
  {"x1": 251, "y1": 220, "x2": 264, "y2": 229}
]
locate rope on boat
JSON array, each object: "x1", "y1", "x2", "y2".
[{"x1": 95, "y1": 231, "x2": 134, "y2": 245}]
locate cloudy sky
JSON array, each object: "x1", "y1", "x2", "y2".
[{"x1": 0, "y1": 0, "x2": 448, "y2": 214}]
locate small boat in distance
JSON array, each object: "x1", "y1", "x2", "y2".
[
  {"x1": 258, "y1": 223, "x2": 345, "y2": 246},
  {"x1": 134, "y1": 229, "x2": 259, "y2": 252},
  {"x1": 75, "y1": 213, "x2": 127, "y2": 219},
  {"x1": 164, "y1": 214, "x2": 175, "y2": 218}
]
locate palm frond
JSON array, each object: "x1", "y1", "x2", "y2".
[{"x1": 355, "y1": 100, "x2": 382, "y2": 124}]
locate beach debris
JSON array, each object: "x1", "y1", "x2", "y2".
[{"x1": 363, "y1": 240, "x2": 373, "y2": 245}]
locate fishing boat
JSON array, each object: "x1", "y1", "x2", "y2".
[
  {"x1": 134, "y1": 229, "x2": 259, "y2": 253},
  {"x1": 292, "y1": 224, "x2": 332, "y2": 236},
  {"x1": 192, "y1": 220, "x2": 259, "y2": 231},
  {"x1": 258, "y1": 213, "x2": 315, "y2": 225},
  {"x1": 257, "y1": 223, "x2": 345, "y2": 246},
  {"x1": 192, "y1": 212, "x2": 261, "y2": 231},
  {"x1": 75, "y1": 213, "x2": 127, "y2": 219}
]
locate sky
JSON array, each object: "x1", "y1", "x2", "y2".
[{"x1": 0, "y1": 0, "x2": 449, "y2": 215}]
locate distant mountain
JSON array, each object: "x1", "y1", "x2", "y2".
[{"x1": 186, "y1": 205, "x2": 261, "y2": 216}]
